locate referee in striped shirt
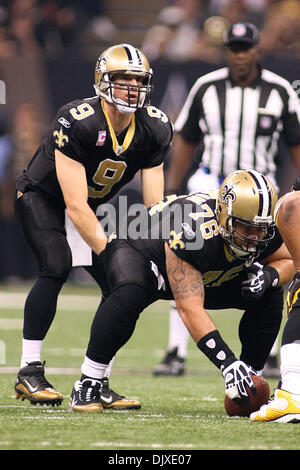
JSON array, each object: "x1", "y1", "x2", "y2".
[{"x1": 153, "y1": 22, "x2": 300, "y2": 378}]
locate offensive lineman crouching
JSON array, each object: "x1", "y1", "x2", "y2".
[{"x1": 70, "y1": 170, "x2": 294, "y2": 411}]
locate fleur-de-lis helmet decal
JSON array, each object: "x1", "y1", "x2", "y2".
[{"x1": 217, "y1": 169, "x2": 277, "y2": 262}]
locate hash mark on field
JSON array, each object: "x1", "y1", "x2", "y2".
[
  {"x1": 90, "y1": 441, "x2": 196, "y2": 449},
  {"x1": 0, "y1": 319, "x2": 23, "y2": 329},
  {"x1": 0, "y1": 292, "x2": 99, "y2": 311}
]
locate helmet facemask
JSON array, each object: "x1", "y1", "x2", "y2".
[
  {"x1": 96, "y1": 70, "x2": 152, "y2": 113},
  {"x1": 220, "y1": 214, "x2": 275, "y2": 262},
  {"x1": 217, "y1": 169, "x2": 278, "y2": 264}
]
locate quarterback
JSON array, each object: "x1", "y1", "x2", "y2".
[
  {"x1": 14, "y1": 44, "x2": 173, "y2": 408},
  {"x1": 69, "y1": 169, "x2": 294, "y2": 412}
]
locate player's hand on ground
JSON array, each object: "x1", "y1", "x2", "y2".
[{"x1": 221, "y1": 360, "x2": 257, "y2": 403}]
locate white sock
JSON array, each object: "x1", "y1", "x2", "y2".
[
  {"x1": 269, "y1": 335, "x2": 279, "y2": 356},
  {"x1": 81, "y1": 356, "x2": 107, "y2": 380},
  {"x1": 168, "y1": 302, "x2": 189, "y2": 358},
  {"x1": 21, "y1": 339, "x2": 43, "y2": 368},
  {"x1": 280, "y1": 343, "x2": 300, "y2": 395},
  {"x1": 103, "y1": 357, "x2": 114, "y2": 378}
]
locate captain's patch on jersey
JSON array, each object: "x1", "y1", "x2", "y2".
[{"x1": 96, "y1": 130, "x2": 107, "y2": 146}]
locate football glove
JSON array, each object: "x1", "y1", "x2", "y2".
[
  {"x1": 221, "y1": 360, "x2": 258, "y2": 403},
  {"x1": 287, "y1": 272, "x2": 300, "y2": 314},
  {"x1": 241, "y1": 262, "x2": 279, "y2": 302}
]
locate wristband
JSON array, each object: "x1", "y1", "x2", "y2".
[
  {"x1": 263, "y1": 265, "x2": 279, "y2": 288},
  {"x1": 197, "y1": 330, "x2": 236, "y2": 370}
]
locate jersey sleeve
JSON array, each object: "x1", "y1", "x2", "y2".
[
  {"x1": 49, "y1": 105, "x2": 89, "y2": 164},
  {"x1": 143, "y1": 108, "x2": 174, "y2": 168}
]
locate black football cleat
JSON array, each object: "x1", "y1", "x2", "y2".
[
  {"x1": 69, "y1": 377, "x2": 103, "y2": 413},
  {"x1": 15, "y1": 361, "x2": 63, "y2": 406},
  {"x1": 152, "y1": 347, "x2": 186, "y2": 376},
  {"x1": 99, "y1": 377, "x2": 141, "y2": 410}
]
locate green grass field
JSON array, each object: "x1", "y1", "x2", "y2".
[{"x1": 1, "y1": 281, "x2": 300, "y2": 452}]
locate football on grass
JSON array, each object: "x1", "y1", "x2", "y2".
[{"x1": 224, "y1": 375, "x2": 270, "y2": 417}]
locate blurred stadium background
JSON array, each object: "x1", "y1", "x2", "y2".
[{"x1": 0, "y1": 0, "x2": 300, "y2": 284}]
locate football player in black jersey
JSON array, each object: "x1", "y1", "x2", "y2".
[
  {"x1": 14, "y1": 44, "x2": 173, "y2": 409},
  {"x1": 69, "y1": 169, "x2": 294, "y2": 412},
  {"x1": 251, "y1": 179, "x2": 300, "y2": 422}
]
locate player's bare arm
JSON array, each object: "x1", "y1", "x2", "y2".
[
  {"x1": 261, "y1": 242, "x2": 294, "y2": 286},
  {"x1": 55, "y1": 149, "x2": 107, "y2": 254},
  {"x1": 276, "y1": 191, "x2": 300, "y2": 271},
  {"x1": 141, "y1": 163, "x2": 164, "y2": 207},
  {"x1": 165, "y1": 242, "x2": 216, "y2": 343}
]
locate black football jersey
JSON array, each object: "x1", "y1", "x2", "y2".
[
  {"x1": 16, "y1": 96, "x2": 173, "y2": 212},
  {"x1": 122, "y1": 191, "x2": 283, "y2": 298}
]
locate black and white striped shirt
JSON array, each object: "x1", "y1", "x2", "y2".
[{"x1": 175, "y1": 66, "x2": 300, "y2": 184}]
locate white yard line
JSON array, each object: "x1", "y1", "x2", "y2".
[
  {"x1": 0, "y1": 366, "x2": 80, "y2": 374},
  {"x1": 0, "y1": 292, "x2": 100, "y2": 311}
]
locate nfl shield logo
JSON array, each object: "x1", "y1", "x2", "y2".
[
  {"x1": 232, "y1": 23, "x2": 246, "y2": 37},
  {"x1": 96, "y1": 130, "x2": 106, "y2": 146},
  {"x1": 260, "y1": 116, "x2": 271, "y2": 129}
]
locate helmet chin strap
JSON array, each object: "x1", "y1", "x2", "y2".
[
  {"x1": 94, "y1": 87, "x2": 137, "y2": 114},
  {"x1": 220, "y1": 226, "x2": 257, "y2": 264},
  {"x1": 227, "y1": 241, "x2": 257, "y2": 266},
  {"x1": 113, "y1": 98, "x2": 138, "y2": 114},
  {"x1": 111, "y1": 84, "x2": 147, "y2": 113}
]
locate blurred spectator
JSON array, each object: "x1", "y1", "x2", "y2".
[
  {"x1": 0, "y1": 110, "x2": 13, "y2": 281},
  {"x1": 0, "y1": 110, "x2": 13, "y2": 224},
  {"x1": 0, "y1": 0, "x2": 118, "y2": 56},
  {"x1": 0, "y1": 0, "x2": 299, "y2": 60},
  {"x1": 260, "y1": 0, "x2": 300, "y2": 57},
  {"x1": 7, "y1": 0, "x2": 41, "y2": 56},
  {"x1": 11, "y1": 101, "x2": 45, "y2": 179},
  {"x1": 33, "y1": 0, "x2": 116, "y2": 51},
  {"x1": 208, "y1": 0, "x2": 268, "y2": 26},
  {"x1": 0, "y1": 111, "x2": 12, "y2": 187},
  {"x1": 0, "y1": 102, "x2": 41, "y2": 282},
  {"x1": 142, "y1": 0, "x2": 225, "y2": 63},
  {"x1": 208, "y1": 0, "x2": 300, "y2": 57}
]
